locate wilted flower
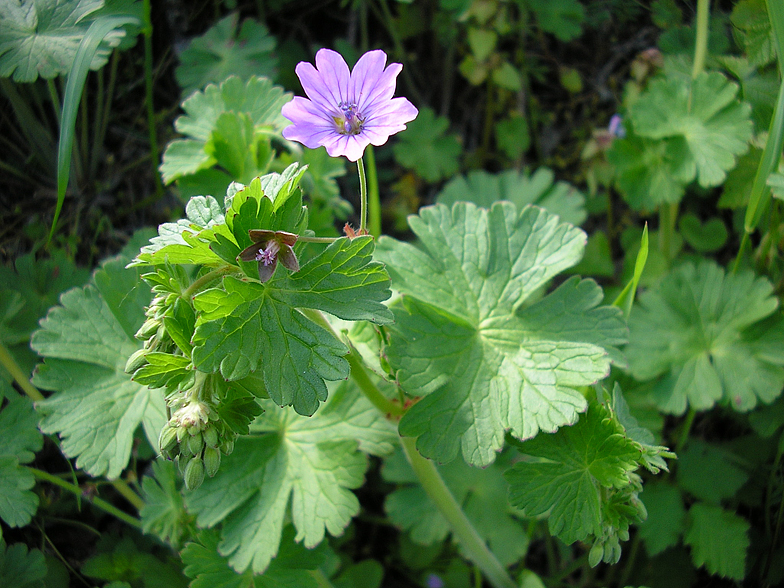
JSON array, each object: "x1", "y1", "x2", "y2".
[
  {"x1": 237, "y1": 229, "x2": 299, "y2": 282},
  {"x1": 281, "y1": 48, "x2": 418, "y2": 161}
]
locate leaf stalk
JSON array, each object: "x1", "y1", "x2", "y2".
[
  {"x1": 400, "y1": 437, "x2": 518, "y2": 588},
  {"x1": 0, "y1": 341, "x2": 44, "y2": 402}
]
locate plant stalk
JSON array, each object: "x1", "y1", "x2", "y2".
[
  {"x1": 365, "y1": 146, "x2": 382, "y2": 238},
  {"x1": 400, "y1": 437, "x2": 517, "y2": 588},
  {"x1": 111, "y1": 479, "x2": 145, "y2": 511},
  {"x1": 0, "y1": 341, "x2": 44, "y2": 402},
  {"x1": 357, "y1": 156, "x2": 368, "y2": 234},
  {"x1": 691, "y1": 0, "x2": 710, "y2": 79},
  {"x1": 29, "y1": 468, "x2": 143, "y2": 529}
]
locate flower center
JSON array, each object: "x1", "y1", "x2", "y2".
[
  {"x1": 334, "y1": 101, "x2": 365, "y2": 135},
  {"x1": 255, "y1": 240, "x2": 280, "y2": 266}
]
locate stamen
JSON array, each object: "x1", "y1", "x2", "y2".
[{"x1": 255, "y1": 241, "x2": 280, "y2": 266}]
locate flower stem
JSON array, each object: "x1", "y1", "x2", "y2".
[
  {"x1": 142, "y1": 0, "x2": 164, "y2": 200},
  {"x1": 691, "y1": 0, "x2": 710, "y2": 79},
  {"x1": 29, "y1": 468, "x2": 143, "y2": 529},
  {"x1": 181, "y1": 266, "x2": 234, "y2": 300},
  {"x1": 0, "y1": 341, "x2": 44, "y2": 402},
  {"x1": 357, "y1": 156, "x2": 368, "y2": 234},
  {"x1": 400, "y1": 437, "x2": 518, "y2": 588},
  {"x1": 365, "y1": 146, "x2": 382, "y2": 238}
]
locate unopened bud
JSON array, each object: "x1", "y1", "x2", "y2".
[
  {"x1": 588, "y1": 542, "x2": 604, "y2": 568},
  {"x1": 158, "y1": 425, "x2": 178, "y2": 454},
  {"x1": 221, "y1": 438, "x2": 235, "y2": 455},
  {"x1": 184, "y1": 458, "x2": 205, "y2": 491},
  {"x1": 187, "y1": 432, "x2": 204, "y2": 456},
  {"x1": 125, "y1": 349, "x2": 148, "y2": 374},
  {"x1": 203, "y1": 426, "x2": 219, "y2": 448},
  {"x1": 135, "y1": 318, "x2": 160, "y2": 341},
  {"x1": 204, "y1": 446, "x2": 221, "y2": 477}
]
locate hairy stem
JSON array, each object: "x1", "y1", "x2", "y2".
[
  {"x1": 400, "y1": 437, "x2": 518, "y2": 588},
  {"x1": 358, "y1": 156, "x2": 368, "y2": 234},
  {"x1": 0, "y1": 341, "x2": 44, "y2": 402},
  {"x1": 29, "y1": 468, "x2": 143, "y2": 529},
  {"x1": 691, "y1": 0, "x2": 710, "y2": 79},
  {"x1": 365, "y1": 146, "x2": 382, "y2": 238}
]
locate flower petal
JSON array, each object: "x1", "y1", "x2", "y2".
[
  {"x1": 349, "y1": 50, "x2": 389, "y2": 110},
  {"x1": 257, "y1": 260, "x2": 277, "y2": 283},
  {"x1": 315, "y1": 48, "x2": 351, "y2": 106},
  {"x1": 358, "y1": 62, "x2": 403, "y2": 113},
  {"x1": 278, "y1": 245, "x2": 300, "y2": 272},
  {"x1": 295, "y1": 61, "x2": 339, "y2": 113}
]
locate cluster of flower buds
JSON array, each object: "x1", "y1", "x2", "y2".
[
  {"x1": 154, "y1": 373, "x2": 237, "y2": 491},
  {"x1": 124, "y1": 293, "x2": 177, "y2": 374}
]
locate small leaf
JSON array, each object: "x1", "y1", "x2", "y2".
[
  {"x1": 678, "y1": 213, "x2": 728, "y2": 252},
  {"x1": 0, "y1": 539, "x2": 47, "y2": 588},
  {"x1": 685, "y1": 503, "x2": 749, "y2": 580},
  {"x1": 676, "y1": 440, "x2": 749, "y2": 504},
  {"x1": 0, "y1": 394, "x2": 41, "y2": 527},
  {"x1": 392, "y1": 107, "x2": 462, "y2": 182},
  {"x1": 527, "y1": 0, "x2": 585, "y2": 41},
  {"x1": 626, "y1": 260, "x2": 784, "y2": 414},
  {"x1": 140, "y1": 460, "x2": 190, "y2": 548},
  {"x1": 494, "y1": 114, "x2": 530, "y2": 159},
  {"x1": 637, "y1": 482, "x2": 686, "y2": 556},
  {"x1": 630, "y1": 72, "x2": 753, "y2": 188},
  {"x1": 175, "y1": 13, "x2": 277, "y2": 95}
]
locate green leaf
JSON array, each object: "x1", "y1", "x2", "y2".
[
  {"x1": 676, "y1": 440, "x2": 749, "y2": 504},
  {"x1": 376, "y1": 202, "x2": 626, "y2": 466},
  {"x1": 140, "y1": 459, "x2": 190, "y2": 548},
  {"x1": 436, "y1": 168, "x2": 586, "y2": 226},
  {"x1": 626, "y1": 260, "x2": 784, "y2": 414},
  {"x1": 132, "y1": 352, "x2": 192, "y2": 389},
  {"x1": 0, "y1": 250, "x2": 89, "y2": 346},
  {"x1": 160, "y1": 75, "x2": 291, "y2": 185},
  {"x1": 731, "y1": 0, "x2": 776, "y2": 67},
  {"x1": 526, "y1": 0, "x2": 585, "y2": 42},
  {"x1": 383, "y1": 449, "x2": 528, "y2": 566},
  {"x1": 185, "y1": 382, "x2": 397, "y2": 573},
  {"x1": 0, "y1": 539, "x2": 47, "y2": 588},
  {"x1": 131, "y1": 195, "x2": 227, "y2": 266},
  {"x1": 684, "y1": 503, "x2": 749, "y2": 580},
  {"x1": 182, "y1": 527, "x2": 323, "y2": 588},
  {"x1": 504, "y1": 399, "x2": 642, "y2": 545},
  {"x1": 332, "y1": 560, "x2": 383, "y2": 588},
  {"x1": 606, "y1": 133, "x2": 691, "y2": 210},
  {"x1": 31, "y1": 255, "x2": 166, "y2": 478},
  {"x1": 630, "y1": 72, "x2": 753, "y2": 188},
  {"x1": 175, "y1": 14, "x2": 277, "y2": 96},
  {"x1": 0, "y1": 393, "x2": 42, "y2": 528},
  {"x1": 678, "y1": 213, "x2": 728, "y2": 253},
  {"x1": 494, "y1": 114, "x2": 530, "y2": 159},
  {"x1": 0, "y1": 0, "x2": 129, "y2": 82},
  {"x1": 192, "y1": 235, "x2": 393, "y2": 415},
  {"x1": 637, "y1": 482, "x2": 686, "y2": 556},
  {"x1": 392, "y1": 107, "x2": 462, "y2": 182}
]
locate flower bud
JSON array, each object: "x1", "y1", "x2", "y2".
[
  {"x1": 203, "y1": 426, "x2": 219, "y2": 448},
  {"x1": 158, "y1": 425, "x2": 178, "y2": 454},
  {"x1": 124, "y1": 349, "x2": 149, "y2": 374},
  {"x1": 187, "y1": 431, "x2": 204, "y2": 456},
  {"x1": 135, "y1": 318, "x2": 160, "y2": 341},
  {"x1": 204, "y1": 446, "x2": 221, "y2": 477},
  {"x1": 184, "y1": 458, "x2": 205, "y2": 491},
  {"x1": 221, "y1": 438, "x2": 235, "y2": 455},
  {"x1": 588, "y1": 542, "x2": 604, "y2": 568}
]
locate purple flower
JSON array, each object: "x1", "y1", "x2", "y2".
[
  {"x1": 281, "y1": 49, "x2": 418, "y2": 161},
  {"x1": 237, "y1": 230, "x2": 299, "y2": 282}
]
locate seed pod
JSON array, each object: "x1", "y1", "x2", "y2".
[
  {"x1": 177, "y1": 454, "x2": 191, "y2": 476},
  {"x1": 187, "y1": 431, "x2": 204, "y2": 456},
  {"x1": 184, "y1": 458, "x2": 205, "y2": 491},
  {"x1": 124, "y1": 349, "x2": 148, "y2": 374},
  {"x1": 204, "y1": 446, "x2": 221, "y2": 477},
  {"x1": 179, "y1": 436, "x2": 194, "y2": 458},
  {"x1": 203, "y1": 426, "x2": 219, "y2": 448},
  {"x1": 158, "y1": 425, "x2": 178, "y2": 454}
]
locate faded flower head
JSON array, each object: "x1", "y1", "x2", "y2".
[
  {"x1": 281, "y1": 48, "x2": 418, "y2": 161},
  {"x1": 237, "y1": 229, "x2": 299, "y2": 282}
]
